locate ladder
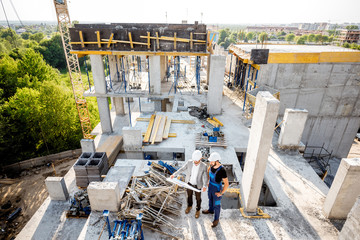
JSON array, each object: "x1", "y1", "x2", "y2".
[{"x1": 53, "y1": 0, "x2": 93, "y2": 139}]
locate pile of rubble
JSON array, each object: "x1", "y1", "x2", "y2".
[{"x1": 118, "y1": 161, "x2": 183, "y2": 239}]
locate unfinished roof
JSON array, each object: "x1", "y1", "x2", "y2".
[
  {"x1": 230, "y1": 44, "x2": 360, "y2": 64},
  {"x1": 69, "y1": 23, "x2": 210, "y2": 56}
]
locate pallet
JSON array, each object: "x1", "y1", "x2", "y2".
[{"x1": 195, "y1": 133, "x2": 227, "y2": 148}]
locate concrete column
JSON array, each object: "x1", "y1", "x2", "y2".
[
  {"x1": 90, "y1": 55, "x2": 106, "y2": 94},
  {"x1": 242, "y1": 91, "x2": 280, "y2": 212},
  {"x1": 160, "y1": 56, "x2": 167, "y2": 82},
  {"x1": 45, "y1": 177, "x2": 69, "y2": 201},
  {"x1": 149, "y1": 56, "x2": 161, "y2": 94},
  {"x1": 112, "y1": 97, "x2": 125, "y2": 115},
  {"x1": 108, "y1": 55, "x2": 119, "y2": 82},
  {"x1": 97, "y1": 97, "x2": 113, "y2": 133},
  {"x1": 278, "y1": 108, "x2": 308, "y2": 150},
  {"x1": 207, "y1": 55, "x2": 226, "y2": 115},
  {"x1": 206, "y1": 56, "x2": 210, "y2": 85},
  {"x1": 122, "y1": 127, "x2": 143, "y2": 159},
  {"x1": 87, "y1": 182, "x2": 121, "y2": 212},
  {"x1": 323, "y1": 158, "x2": 360, "y2": 219},
  {"x1": 80, "y1": 139, "x2": 96, "y2": 152},
  {"x1": 339, "y1": 196, "x2": 360, "y2": 240}
]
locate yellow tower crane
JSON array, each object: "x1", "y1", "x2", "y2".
[{"x1": 52, "y1": 0, "x2": 93, "y2": 139}]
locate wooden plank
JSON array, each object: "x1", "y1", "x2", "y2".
[
  {"x1": 190, "y1": 32, "x2": 193, "y2": 50},
  {"x1": 97, "y1": 135, "x2": 123, "y2": 166},
  {"x1": 96, "y1": 31, "x2": 101, "y2": 48},
  {"x1": 128, "y1": 32, "x2": 134, "y2": 48},
  {"x1": 156, "y1": 32, "x2": 160, "y2": 49},
  {"x1": 143, "y1": 114, "x2": 155, "y2": 143},
  {"x1": 150, "y1": 115, "x2": 162, "y2": 144},
  {"x1": 79, "y1": 31, "x2": 85, "y2": 48},
  {"x1": 147, "y1": 31, "x2": 151, "y2": 49},
  {"x1": 162, "y1": 117, "x2": 172, "y2": 139},
  {"x1": 212, "y1": 117, "x2": 224, "y2": 127},
  {"x1": 171, "y1": 119, "x2": 195, "y2": 124},
  {"x1": 107, "y1": 33, "x2": 114, "y2": 48},
  {"x1": 0, "y1": 179, "x2": 17, "y2": 185},
  {"x1": 136, "y1": 117, "x2": 195, "y2": 124},
  {"x1": 174, "y1": 32, "x2": 177, "y2": 50},
  {"x1": 168, "y1": 133, "x2": 177, "y2": 138},
  {"x1": 155, "y1": 116, "x2": 167, "y2": 142}
]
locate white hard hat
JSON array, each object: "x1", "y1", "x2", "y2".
[
  {"x1": 208, "y1": 152, "x2": 221, "y2": 162},
  {"x1": 192, "y1": 150, "x2": 202, "y2": 161}
]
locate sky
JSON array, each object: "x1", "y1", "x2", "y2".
[{"x1": 1, "y1": 0, "x2": 359, "y2": 25}]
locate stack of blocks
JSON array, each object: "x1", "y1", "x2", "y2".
[{"x1": 73, "y1": 152, "x2": 109, "y2": 187}]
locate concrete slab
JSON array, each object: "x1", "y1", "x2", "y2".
[
  {"x1": 103, "y1": 166, "x2": 135, "y2": 198},
  {"x1": 80, "y1": 139, "x2": 96, "y2": 153}
]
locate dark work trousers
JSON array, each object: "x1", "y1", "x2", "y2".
[{"x1": 187, "y1": 183, "x2": 202, "y2": 211}]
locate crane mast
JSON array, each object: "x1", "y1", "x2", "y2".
[{"x1": 53, "y1": 0, "x2": 93, "y2": 139}]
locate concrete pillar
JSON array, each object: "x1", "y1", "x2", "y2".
[
  {"x1": 149, "y1": 56, "x2": 161, "y2": 94},
  {"x1": 278, "y1": 108, "x2": 308, "y2": 150},
  {"x1": 122, "y1": 127, "x2": 143, "y2": 159},
  {"x1": 108, "y1": 55, "x2": 119, "y2": 82},
  {"x1": 207, "y1": 55, "x2": 226, "y2": 115},
  {"x1": 160, "y1": 55, "x2": 167, "y2": 82},
  {"x1": 154, "y1": 100, "x2": 162, "y2": 112},
  {"x1": 45, "y1": 177, "x2": 69, "y2": 201},
  {"x1": 323, "y1": 158, "x2": 360, "y2": 219},
  {"x1": 80, "y1": 139, "x2": 96, "y2": 152},
  {"x1": 206, "y1": 56, "x2": 210, "y2": 85},
  {"x1": 87, "y1": 182, "x2": 121, "y2": 212},
  {"x1": 339, "y1": 196, "x2": 360, "y2": 240},
  {"x1": 90, "y1": 55, "x2": 107, "y2": 94},
  {"x1": 242, "y1": 91, "x2": 280, "y2": 212},
  {"x1": 97, "y1": 97, "x2": 113, "y2": 133},
  {"x1": 112, "y1": 97, "x2": 125, "y2": 115}
]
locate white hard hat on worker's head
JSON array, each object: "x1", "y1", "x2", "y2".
[
  {"x1": 208, "y1": 152, "x2": 221, "y2": 162},
  {"x1": 192, "y1": 150, "x2": 203, "y2": 161}
]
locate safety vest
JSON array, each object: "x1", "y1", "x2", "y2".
[{"x1": 209, "y1": 165, "x2": 223, "y2": 192}]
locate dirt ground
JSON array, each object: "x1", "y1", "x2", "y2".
[{"x1": 0, "y1": 158, "x2": 77, "y2": 240}]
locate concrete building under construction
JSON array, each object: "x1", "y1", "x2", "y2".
[{"x1": 14, "y1": 1, "x2": 360, "y2": 239}]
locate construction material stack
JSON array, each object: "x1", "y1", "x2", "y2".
[{"x1": 73, "y1": 152, "x2": 109, "y2": 187}]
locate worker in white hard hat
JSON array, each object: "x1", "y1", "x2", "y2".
[
  {"x1": 202, "y1": 152, "x2": 229, "y2": 228},
  {"x1": 170, "y1": 150, "x2": 208, "y2": 218}
]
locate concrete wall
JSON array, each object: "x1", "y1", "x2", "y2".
[
  {"x1": 339, "y1": 196, "x2": 360, "y2": 240},
  {"x1": 257, "y1": 63, "x2": 360, "y2": 158}
]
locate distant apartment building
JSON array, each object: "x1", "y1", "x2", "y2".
[
  {"x1": 339, "y1": 29, "x2": 360, "y2": 44},
  {"x1": 245, "y1": 26, "x2": 298, "y2": 33}
]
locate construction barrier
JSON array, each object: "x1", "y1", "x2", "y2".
[{"x1": 3, "y1": 149, "x2": 82, "y2": 172}]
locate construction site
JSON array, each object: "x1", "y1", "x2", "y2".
[{"x1": 1, "y1": 0, "x2": 360, "y2": 239}]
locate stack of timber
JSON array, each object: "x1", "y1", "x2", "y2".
[
  {"x1": 118, "y1": 162, "x2": 183, "y2": 239},
  {"x1": 140, "y1": 114, "x2": 195, "y2": 144},
  {"x1": 195, "y1": 132, "x2": 227, "y2": 148}
]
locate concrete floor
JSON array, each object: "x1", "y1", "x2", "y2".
[{"x1": 16, "y1": 91, "x2": 342, "y2": 239}]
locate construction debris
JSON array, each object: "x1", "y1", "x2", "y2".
[
  {"x1": 66, "y1": 190, "x2": 91, "y2": 218},
  {"x1": 116, "y1": 161, "x2": 183, "y2": 239}
]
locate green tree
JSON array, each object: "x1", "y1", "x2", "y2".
[
  {"x1": 308, "y1": 34, "x2": 315, "y2": 42},
  {"x1": 38, "y1": 34, "x2": 66, "y2": 69},
  {"x1": 230, "y1": 32, "x2": 237, "y2": 42},
  {"x1": 350, "y1": 43, "x2": 358, "y2": 49},
  {"x1": 0, "y1": 55, "x2": 19, "y2": 100},
  {"x1": 296, "y1": 36, "x2": 305, "y2": 44},
  {"x1": 238, "y1": 31, "x2": 246, "y2": 41},
  {"x1": 218, "y1": 29, "x2": 228, "y2": 43},
  {"x1": 285, "y1": 33, "x2": 295, "y2": 43},
  {"x1": 346, "y1": 25, "x2": 359, "y2": 30},
  {"x1": 322, "y1": 35, "x2": 329, "y2": 43},
  {"x1": 343, "y1": 42, "x2": 350, "y2": 48},
  {"x1": 30, "y1": 32, "x2": 45, "y2": 43},
  {"x1": 314, "y1": 34, "x2": 322, "y2": 43},
  {"x1": 21, "y1": 32, "x2": 31, "y2": 40},
  {"x1": 246, "y1": 32, "x2": 254, "y2": 41},
  {"x1": 258, "y1": 32, "x2": 268, "y2": 44}
]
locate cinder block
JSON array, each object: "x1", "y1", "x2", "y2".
[
  {"x1": 80, "y1": 139, "x2": 96, "y2": 152},
  {"x1": 75, "y1": 176, "x2": 89, "y2": 188},
  {"x1": 74, "y1": 152, "x2": 93, "y2": 176},
  {"x1": 87, "y1": 182, "x2": 121, "y2": 212},
  {"x1": 45, "y1": 177, "x2": 69, "y2": 201}
]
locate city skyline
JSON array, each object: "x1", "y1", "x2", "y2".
[{"x1": 0, "y1": 0, "x2": 359, "y2": 25}]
